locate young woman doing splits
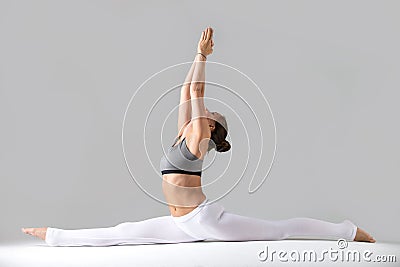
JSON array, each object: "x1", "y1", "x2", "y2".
[{"x1": 22, "y1": 27, "x2": 375, "y2": 246}]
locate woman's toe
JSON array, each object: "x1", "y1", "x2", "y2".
[{"x1": 22, "y1": 228, "x2": 34, "y2": 235}]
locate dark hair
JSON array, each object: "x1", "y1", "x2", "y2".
[{"x1": 208, "y1": 114, "x2": 231, "y2": 153}]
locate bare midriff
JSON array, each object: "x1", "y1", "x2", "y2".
[{"x1": 162, "y1": 173, "x2": 206, "y2": 217}]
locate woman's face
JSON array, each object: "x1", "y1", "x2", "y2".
[{"x1": 205, "y1": 108, "x2": 217, "y2": 132}]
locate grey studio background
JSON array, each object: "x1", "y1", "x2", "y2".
[{"x1": 1, "y1": 0, "x2": 399, "y2": 244}]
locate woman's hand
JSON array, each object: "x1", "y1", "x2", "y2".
[{"x1": 197, "y1": 27, "x2": 214, "y2": 56}]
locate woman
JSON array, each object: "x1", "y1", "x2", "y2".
[{"x1": 22, "y1": 27, "x2": 375, "y2": 246}]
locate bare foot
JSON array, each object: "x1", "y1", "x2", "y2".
[
  {"x1": 354, "y1": 227, "x2": 376, "y2": 243},
  {"x1": 21, "y1": 227, "x2": 48, "y2": 240}
]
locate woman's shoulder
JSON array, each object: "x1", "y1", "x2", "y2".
[{"x1": 184, "y1": 124, "x2": 210, "y2": 141}]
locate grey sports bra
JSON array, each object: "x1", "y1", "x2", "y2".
[{"x1": 159, "y1": 136, "x2": 204, "y2": 176}]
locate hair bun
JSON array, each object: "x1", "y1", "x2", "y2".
[{"x1": 216, "y1": 140, "x2": 231, "y2": 152}]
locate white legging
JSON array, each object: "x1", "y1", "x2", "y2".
[{"x1": 45, "y1": 199, "x2": 357, "y2": 247}]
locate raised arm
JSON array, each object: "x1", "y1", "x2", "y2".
[
  {"x1": 190, "y1": 27, "x2": 214, "y2": 140},
  {"x1": 176, "y1": 56, "x2": 197, "y2": 137},
  {"x1": 177, "y1": 28, "x2": 214, "y2": 138}
]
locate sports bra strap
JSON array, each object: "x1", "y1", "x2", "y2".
[{"x1": 172, "y1": 135, "x2": 182, "y2": 147}]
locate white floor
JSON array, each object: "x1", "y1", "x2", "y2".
[{"x1": 0, "y1": 240, "x2": 399, "y2": 267}]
